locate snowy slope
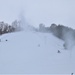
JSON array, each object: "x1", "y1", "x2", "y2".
[{"x1": 0, "y1": 30, "x2": 75, "y2": 74}]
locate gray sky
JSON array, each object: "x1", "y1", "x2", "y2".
[{"x1": 0, "y1": 0, "x2": 75, "y2": 28}]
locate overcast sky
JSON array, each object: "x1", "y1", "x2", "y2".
[{"x1": 0, "y1": 0, "x2": 75, "y2": 28}]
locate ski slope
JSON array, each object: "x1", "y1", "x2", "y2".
[{"x1": 0, "y1": 30, "x2": 75, "y2": 74}]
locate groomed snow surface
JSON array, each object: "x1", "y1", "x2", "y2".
[{"x1": 0, "y1": 30, "x2": 75, "y2": 74}]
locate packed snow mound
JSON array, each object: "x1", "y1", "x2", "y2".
[{"x1": 0, "y1": 30, "x2": 75, "y2": 74}]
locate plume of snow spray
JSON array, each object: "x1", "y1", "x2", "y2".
[
  {"x1": 19, "y1": 11, "x2": 29, "y2": 31},
  {"x1": 63, "y1": 28, "x2": 75, "y2": 50},
  {"x1": 18, "y1": 10, "x2": 36, "y2": 31}
]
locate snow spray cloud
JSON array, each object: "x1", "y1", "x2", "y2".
[
  {"x1": 18, "y1": 10, "x2": 36, "y2": 31},
  {"x1": 50, "y1": 24, "x2": 75, "y2": 50},
  {"x1": 19, "y1": 11, "x2": 28, "y2": 30},
  {"x1": 62, "y1": 27, "x2": 75, "y2": 50}
]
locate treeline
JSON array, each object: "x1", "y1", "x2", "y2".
[
  {"x1": 0, "y1": 20, "x2": 21, "y2": 35},
  {"x1": 38, "y1": 23, "x2": 75, "y2": 40}
]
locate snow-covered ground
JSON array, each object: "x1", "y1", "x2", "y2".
[
  {"x1": 0, "y1": 30, "x2": 75, "y2": 74},
  {"x1": 0, "y1": 0, "x2": 75, "y2": 75}
]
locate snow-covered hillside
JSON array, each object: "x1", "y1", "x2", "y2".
[{"x1": 0, "y1": 30, "x2": 75, "y2": 74}]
